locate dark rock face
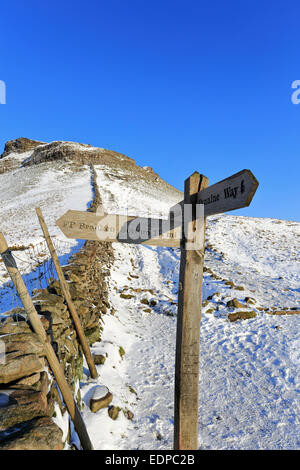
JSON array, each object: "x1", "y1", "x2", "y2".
[
  {"x1": 1, "y1": 138, "x2": 45, "y2": 159},
  {"x1": 23, "y1": 140, "x2": 136, "y2": 169}
]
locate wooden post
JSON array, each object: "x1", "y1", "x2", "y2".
[
  {"x1": 174, "y1": 172, "x2": 209, "y2": 450},
  {"x1": 35, "y1": 208, "x2": 98, "y2": 380},
  {"x1": 0, "y1": 232, "x2": 94, "y2": 450}
]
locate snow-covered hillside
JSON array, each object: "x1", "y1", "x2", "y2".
[
  {"x1": 1, "y1": 141, "x2": 299, "y2": 450},
  {"x1": 80, "y1": 164, "x2": 300, "y2": 450}
]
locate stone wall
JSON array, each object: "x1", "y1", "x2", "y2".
[{"x1": 0, "y1": 166, "x2": 114, "y2": 449}]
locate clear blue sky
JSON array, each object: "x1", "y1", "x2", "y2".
[{"x1": 1, "y1": 1, "x2": 299, "y2": 220}]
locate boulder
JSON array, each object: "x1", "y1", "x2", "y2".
[
  {"x1": 108, "y1": 406, "x2": 120, "y2": 420},
  {"x1": 228, "y1": 311, "x2": 257, "y2": 322},
  {"x1": 90, "y1": 386, "x2": 113, "y2": 413},
  {"x1": 93, "y1": 354, "x2": 106, "y2": 365},
  {"x1": 226, "y1": 298, "x2": 245, "y2": 309}
]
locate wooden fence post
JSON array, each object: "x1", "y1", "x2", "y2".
[
  {"x1": 0, "y1": 232, "x2": 94, "y2": 450},
  {"x1": 35, "y1": 208, "x2": 98, "y2": 380},
  {"x1": 174, "y1": 172, "x2": 209, "y2": 450}
]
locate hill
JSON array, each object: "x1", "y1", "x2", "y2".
[{"x1": 0, "y1": 138, "x2": 299, "y2": 450}]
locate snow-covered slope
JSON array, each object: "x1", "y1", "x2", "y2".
[
  {"x1": 1, "y1": 141, "x2": 299, "y2": 450},
  {"x1": 79, "y1": 164, "x2": 300, "y2": 450}
]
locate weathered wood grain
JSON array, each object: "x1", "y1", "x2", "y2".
[{"x1": 173, "y1": 172, "x2": 209, "y2": 450}]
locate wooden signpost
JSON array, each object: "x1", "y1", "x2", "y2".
[{"x1": 56, "y1": 168, "x2": 259, "y2": 450}]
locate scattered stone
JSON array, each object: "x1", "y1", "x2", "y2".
[
  {"x1": 150, "y1": 300, "x2": 157, "y2": 307},
  {"x1": 120, "y1": 293, "x2": 135, "y2": 300},
  {"x1": 205, "y1": 308, "x2": 214, "y2": 314},
  {"x1": 226, "y1": 298, "x2": 245, "y2": 309},
  {"x1": 108, "y1": 406, "x2": 120, "y2": 420},
  {"x1": 141, "y1": 298, "x2": 149, "y2": 305},
  {"x1": 245, "y1": 297, "x2": 256, "y2": 305},
  {"x1": 93, "y1": 354, "x2": 106, "y2": 365},
  {"x1": 228, "y1": 311, "x2": 257, "y2": 322},
  {"x1": 119, "y1": 346, "x2": 125, "y2": 359},
  {"x1": 125, "y1": 410, "x2": 134, "y2": 420},
  {"x1": 90, "y1": 386, "x2": 113, "y2": 413}
]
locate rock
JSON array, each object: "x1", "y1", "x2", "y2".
[
  {"x1": 205, "y1": 308, "x2": 214, "y2": 314},
  {"x1": 84, "y1": 326, "x2": 100, "y2": 345},
  {"x1": 90, "y1": 386, "x2": 113, "y2": 413},
  {"x1": 125, "y1": 410, "x2": 134, "y2": 420},
  {"x1": 14, "y1": 373, "x2": 41, "y2": 388},
  {"x1": 0, "y1": 389, "x2": 49, "y2": 430},
  {"x1": 228, "y1": 311, "x2": 257, "y2": 322},
  {"x1": 150, "y1": 300, "x2": 157, "y2": 307},
  {"x1": 93, "y1": 354, "x2": 106, "y2": 365},
  {"x1": 0, "y1": 354, "x2": 45, "y2": 384},
  {"x1": 119, "y1": 347, "x2": 125, "y2": 359},
  {"x1": 0, "y1": 316, "x2": 32, "y2": 335},
  {"x1": 141, "y1": 298, "x2": 149, "y2": 305},
  {"x1": 108, "y1": 406, "x2": 120, "y2": 420},
  {"x1": 245, "y1": 297, "x2": 256, "y2": 305},
  {"x1": 120, "y1": 293, "x2": 135, "y2": 299},
  {"x1": 0, "y1": 416, "x2": 63, "y2": 450},
  {"x1": 0, "y1": 137, "x2": 44, "y2": 159},
  {"x1": 1, "y1": 332, "x2": 45, "y2": 357},
  {"x1": 226, "y1": 298, "x2": 245, "y2": 309}
]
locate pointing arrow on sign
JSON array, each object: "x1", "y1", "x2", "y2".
[{"x1": 56, "y1": 169, "x2": 258, "y2": 246}]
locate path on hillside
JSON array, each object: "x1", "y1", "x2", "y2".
[{"x1": 79, "y1": 169, "x2": 300, "y2": 450}]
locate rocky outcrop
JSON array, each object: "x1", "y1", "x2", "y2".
[
  {"x1": 0, "y1": 138, "x2": 45, "y2": 159},
  {"x1": 22, "y1": 140, "x2": 136, "y2": 170}
]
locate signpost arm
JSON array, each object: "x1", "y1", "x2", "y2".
[
  {"x1": 36, "y1": 208, "x2": 98, "y2": 380},
  {"x1": 174, "y1": 172, "x2": 209, "y2": 450}
]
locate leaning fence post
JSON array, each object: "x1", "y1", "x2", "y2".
[
  {"x1": 0, "y1": 232, "x2": 94, "y2": 450},
  {"x1": 173, "y1": 172, "x2": 209, "y2": 450},
  {"x1": 35, "y1": 207, "x2": 98, "y2": 380}
]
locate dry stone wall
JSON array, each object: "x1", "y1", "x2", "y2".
[{"x1": 0, "y1": 165, "x2": 114, "y2": 449}]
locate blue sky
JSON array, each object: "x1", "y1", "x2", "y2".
[{"x1": 0, "y1": 0, "x2": 299, "y2": 220}]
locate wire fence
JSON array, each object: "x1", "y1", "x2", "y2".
[{"x1": 0, "y1": 238, "x2": 78, "y2": 316}]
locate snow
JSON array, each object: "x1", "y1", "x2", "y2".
[
  {"x1": 77, "y1": 166, "x2": 300, "y2": 450},
  {"x1": 0, "y1": 157, "x2": 93, "y2": 314},
  {"x1": 90, "y1": 385, "x2": 110, "y2": 401}
]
